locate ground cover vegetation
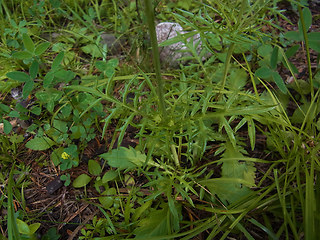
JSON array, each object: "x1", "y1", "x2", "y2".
[{"x1": 0, "y1": 0, "x2": 319, "y2": 239}]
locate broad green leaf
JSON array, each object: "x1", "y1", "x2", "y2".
[
  {"x1": 257, "y1": 44, "x2": 273, "y2": 57},
  {"x1": 8, "y1": 110, "x2": 20, "y2": 118},
  {"x1": 12, "y1": 51, "x2": 33, "y2": 60},
  {"x1": 29, "y1": 60, "x2": 39, "y2": 79},
  {"x1": 133, "y1": 206, "x2": 172, "y2": 238},
  {"x1": 36, "y1": 89, "x2": 63, "y2": 103},
  {"x1": 202, "y1": 142, "x2": 256, "y2": 205},
  {"x1": 102, "y1": 170, "x2": 118, "y2": 183},
  {"x1": 99, "y1": 196, "x2": 113, "y2": 208},
  {"x1": 0, "y1": 103, "x2": 10, "y2": 113},
  {"x1": 132, "y1": 200, "x2": 153, "y2": 221},
  {"x1": 28, "y1": 223, "x2": 41, "y2": 234},
  {"x1": 95, "y1": 61, "x2": 108, "y2": 71},
  {"x1": 99, "y1": 147, "x2": 146, "y2": 170},
  {"x1": 272, "y1": 72, "x2": 287, "y2": 94},
  {"x1": 52, "y1": 51, "x2": 64, "y2": 70},
  {"x1": 308, "y1": 32, "x2": 320, "y2": 52},
  {"x1": 6, "y1": 71, "x2": 31, "y2": 82},
  {"x1": 81, "y1": 44, "x2": 103, "y2": 58},
  {"x1": 31, "y1": 106, "x2": 41, "y2": 115},
  {"x1": 54, "y1": 69, "x2": 75, "y2": 82},
  {"x1": 35, "y1": 42, "x2": 50, "y2": 56},
  {"x1": 26, "y1": 136, "x2": 55, "y2": 150},
  {"x1": 22, "y1": 33, "x2": 35, "y2": 53},
  {"x1": 22, "y1": 80, "x2": 34, "y2": 99},
  {"x1": 255, "y1": 67, "x2": 272, "y2": 79},
  {"x1": 298, "y1": 8, "x2": 312, "y2": 35},
  {"x1": 284, "y1": 31, "x2": 302, "y2": 41},
  {"x1": 73, "y1": 174, "x2": 91, "y2": 188},
  {"x1": 99, "y1": 188, "x2": 116, "y2": 208},
  {"x1": 3, "y1": 119, "x2": 12, "y2": 134},
  {"x1": 88, "y1": 160, "x2": 102, "y2": 176},
  {"x1": 107, "y1": 58, "x2": 119, "y2": 68},
  {"x1": 16, "y1": 219, "x2": 30, "y2": 235}
]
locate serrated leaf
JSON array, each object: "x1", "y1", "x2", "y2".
[
  {"x1": 133, "y1": 206, "x2": 172, "y2": 238},
  {"x1": 73, "y1": 174, "x2": 91, "y2": 188},
  {"x1": 22, "y1": 33, "x2": 35, "y2": 53},
  {"x1": 272, "y1": 71, "x2": 287, "y2": 94},
  {"x1": 35, "y1": 42, "x2": 50, "y2": 56},
  {"x1": 26, "y1": 136, "x2": 55, "y2": 150},
  {"x1": 99, "y1": 147, "x2": 146, "y2": 170},
  {"x1": 202, "y1": 142, "x2": 256, "y2": 205},
  {"x1": 88, "y1": 160, "x2": 102, "y2": 176},
  {"x1": 6, "y1": 71, "x2": 31, "y2": 82}
]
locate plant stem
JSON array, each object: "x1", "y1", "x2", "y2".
[
  {"x1": 221, "y1": 43, "x2": 235, "y2": 92},
  {"x1": 143, "y1": 0, "x2": 166, "y2": 119}
]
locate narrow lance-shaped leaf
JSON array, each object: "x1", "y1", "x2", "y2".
[
  {"x1": 22, "y1": 80, "x2": 34, "y2": 99},
  {"x1": 52, "y1": 51, "x2": 64, "y2": 70},
  {"x1": 272, "y1": 71, "x2": 287, "y2": 94},
  {"x1": 29, "y1": 60, "x2": 39, "y2": 79},
  {"x1": 270, "y1": 46, "x2": 279, "y2": 70},
  {"x1": 247, "y1": 116, "x2": 256, "y2": 151}
]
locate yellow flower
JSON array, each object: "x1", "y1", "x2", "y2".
[{"x1": 61, "y1": 152, "x2": 70, "y2": 159}]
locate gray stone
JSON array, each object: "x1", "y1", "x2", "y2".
[
  {"x1": 156, "y1": 22, "x2": 205, "y2": 67},
  {"x1": 100, "y1": 33, "x2": 124, "y2": 55}
]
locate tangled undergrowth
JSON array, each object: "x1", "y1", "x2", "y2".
[{"x1": 0, "y1": 0, "x2": 319, "y2": 239}]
